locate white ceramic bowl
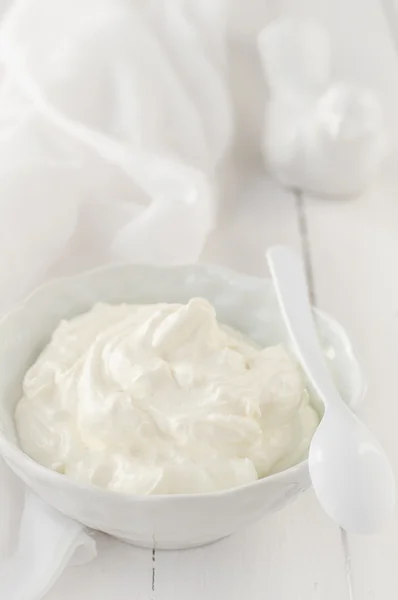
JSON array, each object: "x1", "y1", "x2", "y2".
[{"x1": 0, "y1": 264, "x2": 365, "y2": 549}]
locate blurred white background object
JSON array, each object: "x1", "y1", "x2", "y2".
[{"x1": 258, "y1": 18, "x2": 386, "y2": 197}]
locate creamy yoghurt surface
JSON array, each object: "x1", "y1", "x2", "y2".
[{"x1": 15, "y1": 298, "x2": 319, "y2": 495}]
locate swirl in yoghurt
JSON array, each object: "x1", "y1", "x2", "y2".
[{"x1": 15, "y1": 298, "x2": 319, "y2": 494}]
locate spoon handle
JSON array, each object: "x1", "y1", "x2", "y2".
[{"x1": 267, "y1": 246, "x2": 342, "y2": 409}]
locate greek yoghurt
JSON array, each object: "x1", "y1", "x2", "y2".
[{"x1": 15, "y1": 298, "x2": 319, "y2": 494}]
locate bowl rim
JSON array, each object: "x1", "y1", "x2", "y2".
[{"x1": 0, "y1": 261, "x2": 367, "y2": 503}]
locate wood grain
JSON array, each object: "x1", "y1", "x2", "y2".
[{"x1": 301, "y1": 0, "x2": 398, "y2": 598}]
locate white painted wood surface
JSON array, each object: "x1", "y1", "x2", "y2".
[{"x1": 2, "y1": 0, "x2": 398, "y2": 598}]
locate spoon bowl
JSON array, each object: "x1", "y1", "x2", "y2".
[{"x1": 310, "y1": 403, "x2": 395, "y2": 533}]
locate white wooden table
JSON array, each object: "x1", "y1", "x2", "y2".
[{"x1": 2, "y1": 0, "x2": 398, "y2": 598}]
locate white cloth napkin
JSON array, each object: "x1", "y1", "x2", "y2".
[
  {"x1": 0, "y1": 466, "x2": 96, "y2": 600},
  {"x1": 0, "y1": 0, "x2": 233, "y2": 312}
]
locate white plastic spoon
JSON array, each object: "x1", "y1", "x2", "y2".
[{"x1": 267, "y1": 246, "x2": 395, "y2": 533}]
